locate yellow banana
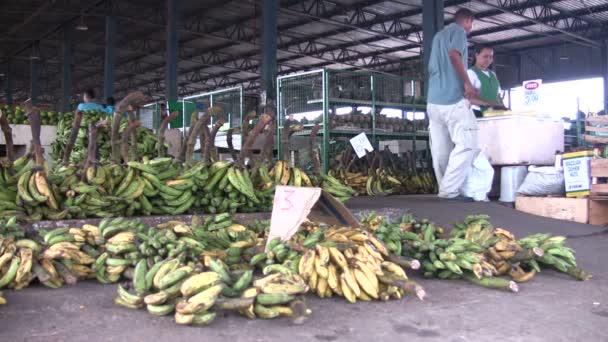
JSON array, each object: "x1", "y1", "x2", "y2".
[
  {"x1": 381, "y1": 261, "x2": 408, "y2": 279},
  {"x1": 328, "y1": 247, "x2": 348, "y2": 269},
  {"x1": 353, "y1": 268, "x2": 378, "y2": 299},
  {"x1": 341, "y1": 267, "x2": 361, "y2": 297},
  {"x1": 340, "y1": 274, "x2": 357, "y2": 303},
  {"x1": 298, "y1": 249, "x2": 316, "y2": 278}
]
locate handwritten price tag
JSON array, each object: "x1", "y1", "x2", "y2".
[
  {"x1": 349, "y1": 132, "x2": 374, "y2": 158},
  {"x1": 266, "y1": 186, "x2": 322, "y2": 250}
]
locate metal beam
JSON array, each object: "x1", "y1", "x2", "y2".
[
  {"x1": 30, "y1": 41, "x2": 40, "y2": 105},
  {"x1": 61, "y1": 27, "x2": 72, "y2": 112},
  {"x1": 4, "y1": 63, "x2": 12, "y2": 106},
  {"x1": 261, "y1": 0, "x2": 278, "y2": 102},
  {"x1": 422, "y1": 0, "x2": 444, "y2": 72},
  {"x1": 475, "y1": 0, "x2": 601, "y2": 48},
  {"x1": 166, "y1": 0, "x2": 180, "y2": 101},
  {"x1": 104, "y1": 14, "x2": 117, "y2": 101}
]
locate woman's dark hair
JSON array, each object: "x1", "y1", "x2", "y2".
[
  {"x1": 84, "y1": 88, "x2": 96, "y2": 99},
  {"x1": 471, "y1": 45, "x2": 494, "y2": 67},
  {"x1": 106, "y1": 97, "x2": 115, "y2": 106}
]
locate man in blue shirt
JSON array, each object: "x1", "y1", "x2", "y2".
[
  {"x1": 76, "y1": 89, "x2": 105, "y2": 112},
  {"x1": 426, "y1": 8, "x2": 480, "y2": 201}
]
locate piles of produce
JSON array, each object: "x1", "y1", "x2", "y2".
[
  {"x1": 51, "y1": 110, "x2": 158, "y2": 164},
  {"x1": 329, "y1": 148, "x2": 436, "y2": 196},
  {"x1": 0, "y1": 104, "x2": 61, "y2": 126},
  {"x1": 0, "y1": 97, "x2": 357, "y2": 221},
  {"x1": 0, "y1": 212, "x2": 424, "y2": 324},
  {"x1": 363, "y1": 213, "x2": 591, "y2": 292}
]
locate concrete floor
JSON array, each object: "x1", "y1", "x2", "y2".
[{"x1": 1, "y1": 195, "x2": 607, "y2": 342}]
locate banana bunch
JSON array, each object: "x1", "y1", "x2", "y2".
[
  {"x1": 137, "y1": 219, "x2": 206, "y2": 267},
  {"x1": 400, "y1": 171, "x2": 437, "y2": 195},
  {"x1": 194, "y1": 161, "x2": 266, "y2": 214},
  {"x1": 16, "y1": 167, "x2": 64, "y2": 221},
  {"x1": 0, "y1": 216, "x2": 25, "y2": 239},
  {"x1": 193, "y1": 216, "x2": 259, "y2": 267},
  {"x1": 320, "y1": 174, "x2": 356, "y2": 202},
  {"x1": 0, "y1": 155, "x2": 31, "y2": 219},
  {"x1": 127, "y1": 159, "x2": 196, "y2": 216},
  {"x1": 292, "y1": 223, "x2": 425, "y2": 303},
  {"x1": 0, "y1": 236, "x2": 42, "y2": 290},
  {"x1": 39, "y1": 226, "x2": 101, "y2": 286},
  {"x1": 268, "y1": 160, "x2": 314, "y2": 188},
  {"x1": 247, "y1": 237, "x2": 300, "y2": 272},
  {"x1": 329, "y1": 169, "x2": 401, "y2": 197},
  {"x1": 517, "y1": 233, "x2": 591, "y2": 281}
]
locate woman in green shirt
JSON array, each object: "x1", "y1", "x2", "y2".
[{"x1": 467, "y1": 46, "x2": 505, "y2": 118}]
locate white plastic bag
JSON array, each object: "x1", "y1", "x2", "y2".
[
  {"x1": 461, "y1": 153, "x2": 494, "y2": 201},
  {"x1": 516, "y1": 166, "x2": 565, "y2": 196}
]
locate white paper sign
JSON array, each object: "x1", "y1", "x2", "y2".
[
  {"x1": 563, "y1": 156, "x2": 591, "y2": 194},
  {"x1": 349, "y1": 132, "x2": 374, "y2": 158},
  {"x1": 522, "y1": 79, "x2": 542, "y2": 110},
  {"x1": 266, "y1": 186, "x2": 322, "y2": 250}
]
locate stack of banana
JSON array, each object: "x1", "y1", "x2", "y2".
[
  {"x1": 51, "y1": 110, "x2": 159, "y2": 164},
  {"x1": 320, "y1": 174, "x2": 357, "y2": 202},
  {"x1": 268, "y1": 161, "x2": 314, "y2": 187},
  {"x1": 115, "y1": 255, "x2": 311, "y2": 325},
  {"x1": 0, "y1": 236, "x2": 40, "y2": 290},
  {"x1": 290, "y1": 223, "x2": 425, "y2": 303},
  {"x1": 0, "y1": 155, "x2": 31, "y2": 219},
  {"x1": 400, "y1": 171, "x2": 437, "y2": 195},
  {"x1": 368, "y1": 213, "x2": 590, "y2": 292},
  {"x1": 330, "y1": 169, "x2": 401, "y2": 197}
]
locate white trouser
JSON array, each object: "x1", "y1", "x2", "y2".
[{"x1": 427, "y1": 99, "x2": 480, "y2": 198}]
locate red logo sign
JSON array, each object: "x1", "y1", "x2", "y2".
[{"x1": 525, "y1": 82, "x2": 539, "y2": 90}]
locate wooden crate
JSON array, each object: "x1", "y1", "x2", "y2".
[
  {"x1": 515, "y1": 196, "x2": 608, "y2": 226},
  {"x1": 585, "y1": 117, "x2": 608, "y2": 145},
  {"x1": 515, "y1": 196, "x2": 589, "y2": 224},
  {"x1": 591, "y1": 159, "x2": 608, "y2": 197}
]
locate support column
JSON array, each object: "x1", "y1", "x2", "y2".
[
  {"x1": 4, "y1": 63, "x2": 12, "y2": 106},
  {"x1": 104, "y1": 15, "x2": 116, "y2": 101},
  {"x1": 30, "y1": 41, "x2": 40, "y2": 105},
  {"x1": 261, "y1": 0, "x2": 278, "y2": 102},
  {"x1": 166, "y1": 0, "x2": 180, "y2": 102},
  {"x1": 603, "y1": 40, "x2": 608, "y2": 114},
  {"x1": 62, "y1": 27, "x2": 72, "y2": 112},
  {"x1": 422, "y1": 0, "x2": 444, "y2": 72}
]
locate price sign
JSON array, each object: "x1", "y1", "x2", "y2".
[
  {"x1": 349, "y1": 132, "x2": 374, "y2": 158},
  {"x1": 266, "y1": 186, "x2": 322, "y2": 250},
  {"x1": 522, "y1": 79, "x2": 542, "y2": 110}
]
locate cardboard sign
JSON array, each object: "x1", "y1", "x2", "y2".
[
  {"x1": 350, "y1": 132, "x2": 374, "y2": 158},
  {"x1": 266, "y1": 186, "x2": 359, "y2": 249},
  {"x1": 563, "y1": 150, "x2": 593, "y2": 197}
]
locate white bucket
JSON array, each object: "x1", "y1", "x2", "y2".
[{"x1": 499, "y1": 166, "x2": 528, "y2": 202}]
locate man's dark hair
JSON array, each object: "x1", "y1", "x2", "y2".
[
  {"x1": 106, "y1": 97, "x2": 115, "y2": 106},
  {"x1": 84, "y1": 89, "x2": 96, "y2": 99},
  {"x1": 454, "y1": 8, "x2": 474, "y2": 22}
]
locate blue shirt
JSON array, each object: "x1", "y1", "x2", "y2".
[
  {"x1": 77, "y1": 102, "x2": 105, "y2": 111},
  {"x1": 105, "y1": 105, "x2": 115, "y2": 115},
  {"x1": 427, "y1": 23, "x2": 469, "y2": 105}
]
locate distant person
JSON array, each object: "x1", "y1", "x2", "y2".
[
  {"x1": 104, "y1": 97, "x2": 116, "y2": 115},
  {"x1": 467, "y1": 45, "x2": 506, "y2": 118},
  {"x1": 426, "y1": 8, "x2": 479, "y2": 201},
  {"x1": 76, "y1": 89, "x2": 105, "y2": 112}
]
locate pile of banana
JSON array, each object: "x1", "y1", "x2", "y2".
[
  {"x1": 320, "y1": 174, "x2": 357, "y2": 202},
  {"x1": 329, "y1": 168, "x2": 435, "y2": 197},
  {"x1": 364, "y1": 213, "x2": 590, "y2": 292},
  {"x1": 268, "y1": 161, "x2": 314, "y2": 188},
  {"x1": 51, "y1": 110, "x2": 158, "y2": 164},
  {"x1": 1, "y1": 105, "x2": 61, "y2": 125},
  {"x1": 115, "y1": 255, "x2": 311, "y2": 325}
]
